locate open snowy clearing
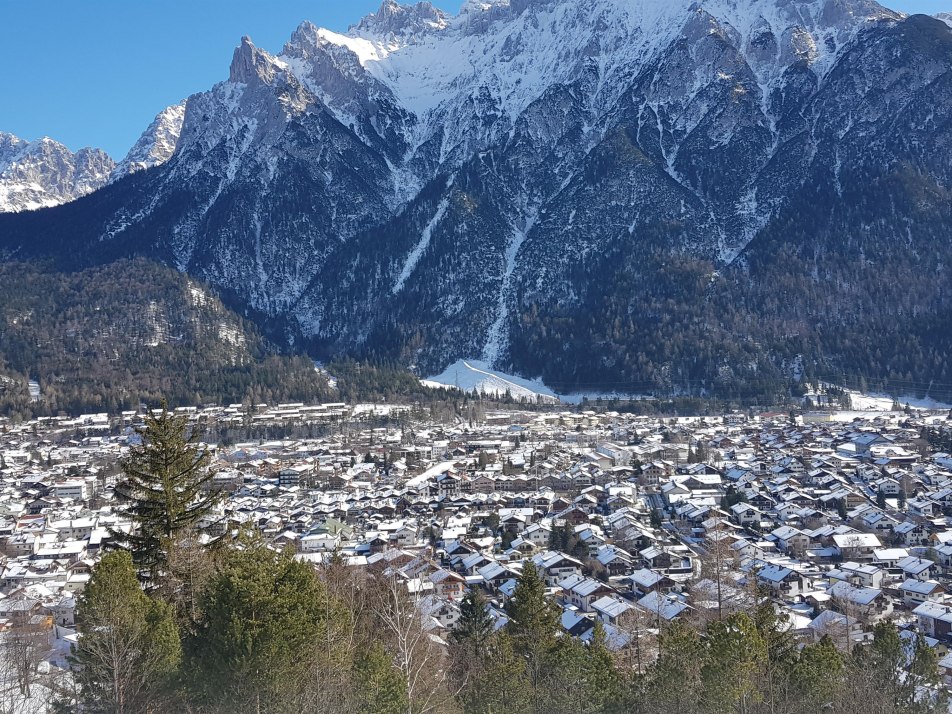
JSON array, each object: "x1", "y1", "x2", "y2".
[
  {"x1": 422, "y1": 359, "x2": 560, "y2": 403},
  {"x1": 422, "y1": 360, "x2": 657, "y2": 404}
]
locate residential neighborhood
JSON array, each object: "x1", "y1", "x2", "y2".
[{"x1": 4, "y1": 399, "x2": 952, "y2": 700}]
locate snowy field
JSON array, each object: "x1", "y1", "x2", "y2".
[
  {"x1": 846, "y1": 390, "x2": 952, "y2": 411},
  {"x1": 422, "y1": 360, "x2": 560, "y2": 403},
  {"x1": 422, "y1": 364, "x2": 952, "y2": 411},
  {"x1": 422, "y1": 360, "x2": 656, "y2": 405}
]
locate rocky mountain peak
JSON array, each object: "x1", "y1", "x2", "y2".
[
  {"x1": 110, "y1": 102, "x2": 186, "y2": 182},
  {"x1": 229, "y1": 36, "x2": 283, "y2": 85},
  {"x1": 355, "y1": 0, "x2": 448, "y2": 39},
  {"x1": 0, "y1": 134, "x2": 115, "y2": 212}
]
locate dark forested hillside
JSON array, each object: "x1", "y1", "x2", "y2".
[{"x1": 0, "y1": 259, "x2": 330, "y2": 416}]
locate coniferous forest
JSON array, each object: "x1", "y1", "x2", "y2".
[{"x1": 0, "y1": 259, "x2": 331, "y2": 418}]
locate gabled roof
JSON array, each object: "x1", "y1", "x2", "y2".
[
  {"x1": 827, "y1": 580, "x2": 882, "y2": 606},
  {"x1": 591, "y1": 595, "x2": 633, "y2": 619}
]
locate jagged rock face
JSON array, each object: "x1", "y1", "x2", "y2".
[
  {"x1": 110, "y1": 103, "x2": 186, "y2": 181},
  {"x1": 0, "y1": 101, "x2": 186, "y2": 212},
  {"x1": 4, "y1": 0, "x2": 952, "y2": 394},
  {"x1": 0, "y1": 135, "x2": 115, "y2": 212}
]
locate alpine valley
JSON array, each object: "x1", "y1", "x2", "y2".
[{"x1": 3, "y1": 0, "x2": 952, "y2": 406}]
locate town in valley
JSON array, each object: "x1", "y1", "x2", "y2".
[{"x1": 4, "y1": 395, "x2": 952, "y2": 707}]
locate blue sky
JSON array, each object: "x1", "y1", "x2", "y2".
[{"x1": 0, "y1": 0, "x2": 944, "y2": 158}]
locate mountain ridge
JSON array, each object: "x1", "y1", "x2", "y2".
[
  {"x1": 0, "y1": 102, "x2": 185, "y2": 213},
  {"x1": 2, "y1": 0, "x2": 952, "y2": 401}
]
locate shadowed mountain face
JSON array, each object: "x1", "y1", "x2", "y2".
[{"x1": 3, "y1": 1, "x2": 952, "y2": 398}]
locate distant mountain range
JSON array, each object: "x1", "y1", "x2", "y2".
[
  {"x1": 3, "y1": 0, "x2": 952, "y2": 402},
  {"x1": 0, "y1": 103, "x2": 184, "y2": 213}
]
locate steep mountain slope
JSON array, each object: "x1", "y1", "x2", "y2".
[
  {"x1": 110, "y1": 102, "x2": 186, "y2": 181},
  {"x1": 2, "y1": 0, "x2": 952, "y2": 399},
  {"x1": 0, "y1": 259, "x2": 330, "y2": 416}
]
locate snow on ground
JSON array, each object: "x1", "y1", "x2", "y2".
[
  {"x1": 353, "y1": 404, "x2": 413, "y2": 416},
  {"x1": 422, "y1": 359, "x2": 559, "y2": 402},
  {"x1": 313, "y1": 361, "x2": 338, "y2": 391},
  {"x1": 846, "y1": 390, "x2": 952, "y2": 412}
]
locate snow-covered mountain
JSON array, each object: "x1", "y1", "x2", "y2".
[
  {"x1": 0, "y1": 102, "x2": 185, "y2": 213},
  {"x1": 0, "y1": 134, "x2": 114, "y2": 212},
  {"x1": 110, "y1": 102, "x2": 186, "y2": 181},
  {"x1": 4, "y1": 0, "x2": 952, "y2": 397}
]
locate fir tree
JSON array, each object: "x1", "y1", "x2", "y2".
[
  {"x1": 185, "y1": 537, "x2": 335, "y2": 713},
  {"x1": 793, "y1": 636, "x2": 844, "y2": 710},
  {"x1": 453, "y1": 588, "x2": 497, "y2": 713},
  {"x1": 506, "y1": 561, "x2": 561, "y2": 701},
  {"x1": 454, "y1": 588, "x2": 494, "y2": 657},
  {"x1": 354, "y1": 642, "x2": 409, "y2": 714},
  {"x1": 111, "y1": 408, "x2": 222, "y2": 581}
]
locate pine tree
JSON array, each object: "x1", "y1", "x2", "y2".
[
  {"x1": 876, "y1": 489, "x2": 887, "y2": 509},
  {"x1": 793, "y1": 636, "x2": 844, "y2": 711},
  {"x1": 453, "y1": 588, "x2": 496, "y2": 712},
  {"x1": 641, "y1": 621, "x2": 706, "y2": 713},
  {"x1": 72, "y1": 551, "x2": 181, "y2": 714},
  {"x1": 112, "y1": 408, "x2": 222, "y2": 581},
  {"x1": 354, "y1": 642, "x2": 409, "y2": 714},
  {"x1": 474, "y1": 634, "x2": 532, "y2": 714},
  {"x1": 506, "y1": 562, "x2": 561, "y2": 703},
  {"x1": 185, "y1": 538, "x2": 334, "y2": 713},
  {"x1": 701, "y1": 613, "x2": 768, "y2": 713},
  {"x1": 851, "y1": 622, "x2": 948, "y2": 714},
  {"x1": 454, "y1": 588, "x2": 494, "y2": 656}
]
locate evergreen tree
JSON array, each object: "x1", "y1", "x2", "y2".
[
  {"x1": 185, "y1": 538, "x2": 335, "y2": 713},
  {"x1": 72, "y1": 551, "x2": 181, "y2": 714},
  {"x1": 354, "y1": 642, "x2": 409, "y2": 714},
  {"x1": 112, "y1": 408, "x2": 223, "y2": 581},
  {"x1": 793, "y1": 636, "x2": 844, "y2": 711},
  {"x1": 701, "y1": 613, "x2": 767, "y2": 713},
  {"x1": 506, "y1": 562, "x2": 561, "y2": 702},
  {"x1": 473, "y1": 634, "x2": 532, "y2": 714},
  {"x1": 454, "y1": 588, "x2": 494, "y2": 656},
  {"x1": 850, "y1": 622, "x2": 948, "y2": 714},
  {"x1": 641, "y1": 621, "x2": 706, "y2": 714},
  {"x1": 453, "y1": 588, "x2": 496, "y2": 712}
]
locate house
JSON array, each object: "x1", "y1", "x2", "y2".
[
  {"x1": 900, "y1": 579, "x2": 945, "y2": 609},
  {"x1": 828, "y1": 562, "x2": 884, "y2": 589},
  {"x1": 635, "y1": 591, "x2": 688, "y2": 622},
  {"x1": 826, "y1": 581, "x2": 892, "y2": 623},
  {"x1": 429, "y1": 569, "x2": 467, "y2": 600},
  {"x1": 299, "y1": 533, "x2": 339, "y2": 552},
  {"x1": 529, "y1": 551, "x2": 584, "y2": 587},
  {"x1": 591, "y1": 595, "x2": 635, "y2": 626},
  {"x1": 832, "y1": 532, "x2": 881, "y2": 560},
  {"x1": 521, "y1": 522, "x2": 552, "y2": 549},
  {"x1": 897, "y1": 555, "x2": 935, "y2": 582},
  {"x1": 561, "y1": 576, "x2": 617, "y2": 612},
  {"x1": 808, "y1": 610, "x2": 864, "y2": 650},
  {"x1": 755, "y1": 563, "x2": 805, "y2": 598},
  {"x1": 627, "y1": 568, "x2": 675, "y2": 598},
  {"x1": 914, "y1": 601, "x2": 952, "y2": 642},
  {"x1": 770, "y1": 525, "x2": 810, "y2": 554},
  {"x1": 595, "y1": 545, "x2": 634, "y2": 577},
  {"x1": 730, "y1": 502, "x2": 762, "y2": 528}
]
